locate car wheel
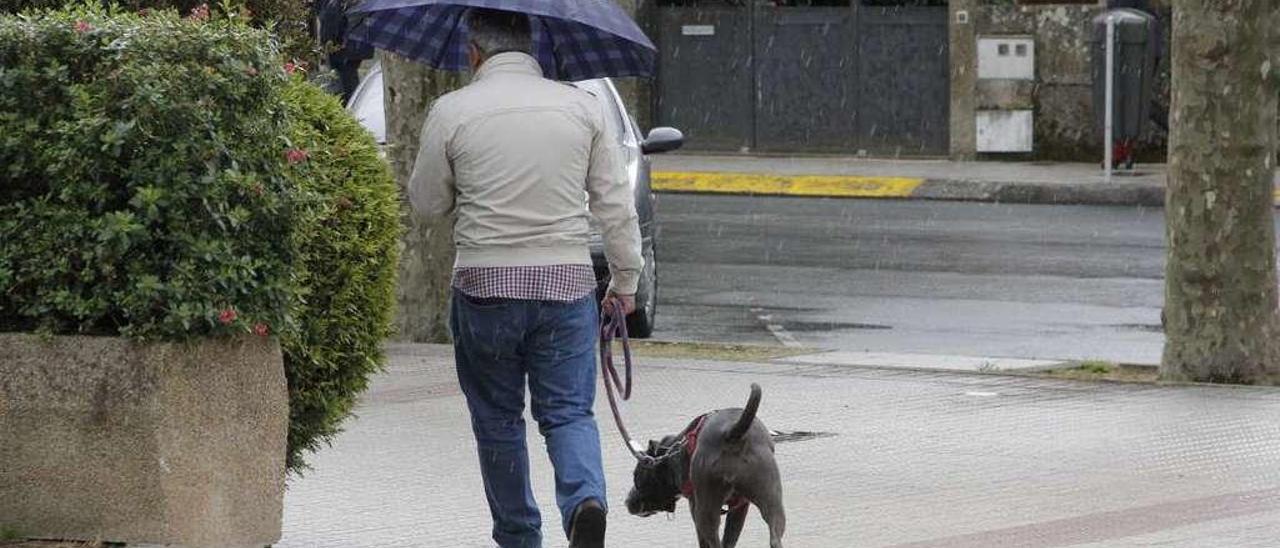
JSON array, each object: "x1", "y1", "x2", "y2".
[{"x1": 626, "y1": 245, "x2": 657, "y2": 339}]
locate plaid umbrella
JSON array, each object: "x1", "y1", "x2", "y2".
[{"x1": 347, "y1": 0, "x2": 657, "y2": 80}]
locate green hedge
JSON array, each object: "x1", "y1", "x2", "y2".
[
  {"x1": 0, "y1": 6, "x2": 295, "y2": 338},
  {"x1": 1, "y1": 1, "x2": 314, "y2": 60},
  {"x1": 0, "y1": 6, "x2": 401, "y2": 473},
  {"x1": 280, "y1": 79, "x2": 400, "y2": 472}
]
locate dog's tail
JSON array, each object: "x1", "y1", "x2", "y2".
[{"x1": 725, "y1": 383, "x2": 762, "y2": 443}]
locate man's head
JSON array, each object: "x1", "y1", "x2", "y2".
[{"x1": 466, "y1": 8, "x2": 532, "y2": 71}]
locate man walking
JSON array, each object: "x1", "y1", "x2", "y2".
[{"x1": 408, "y1": 8, "x2": 642, "y2": 548}]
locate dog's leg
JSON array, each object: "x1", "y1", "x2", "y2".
[
  {"x1": 752, "y1": 465, "x2": 786, "y2": 548},
  {"x1": 692, "y1": 496, "x2": 727, "y2": 548},
  {"x1": 721, "y1": 504, "x2": 749, "y2": 548},
  {"x1": 757, "y1": 496, "x2": 786, "y2": 548},
  {"x1": 689, "y1": 498, "x2": 713, "y2": 548}
]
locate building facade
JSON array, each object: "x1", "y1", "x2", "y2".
[{"x1": 640, "y1": 0, "x2": 1177, "y2": 161}]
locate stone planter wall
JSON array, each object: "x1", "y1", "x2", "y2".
[{"x1": 0, "y1": 334, "x2": 288, "y2": 548}]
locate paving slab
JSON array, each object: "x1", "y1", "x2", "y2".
[{"x1": 279, "y1": 344, "x2": 1280, "y2": 548}]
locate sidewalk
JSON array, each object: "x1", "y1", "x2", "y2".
[
  {"x1": 278, "y1": 343, "x2": 1280, "y2": 548},
  {"x1": 651, "y1": 155, "x2": 1280, "y2": 206}
]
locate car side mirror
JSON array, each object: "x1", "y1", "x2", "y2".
[{"x1": 641, "y1": 127, "x2": 684, "y2": 155}]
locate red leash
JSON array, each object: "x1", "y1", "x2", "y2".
[{"x1": 600, "y1": 299, "x2": 647, "y2": 460}]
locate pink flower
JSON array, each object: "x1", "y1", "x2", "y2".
[
  {"x1": 73, "y1": 20, "x2": 92, "y2": 33},
  {"x1": 283, "y1": 61, "x2": 301, "y2": 75},
  {"x1": 246, "y1": 66, "x2": 259, "y2": 77},
  {"x1": 189, "y1": 3, "x2": 210, "y2": 21},
  {"x1": 285, "y1": 148, "x2": 309, "y2": 164},
  {"x1": 252, "y1": 323, "x2": 270, "y2": 337},
  {"x1": 218, "y1": 308, "x2": 238, "y2": 325}
]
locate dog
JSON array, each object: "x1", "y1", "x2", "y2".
[{"x1": 625, "y1": 383, "x2": 785, "y2": 548}]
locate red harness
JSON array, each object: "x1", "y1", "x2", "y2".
[{"x1": 679, "y1": 415, "x2": 750, "y2": 513}]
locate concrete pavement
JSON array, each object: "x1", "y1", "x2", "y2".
[
  {"x1": 651, "y1": 155, "x2": 1280, "y2": 206},
  {"x1": 279, "y1": 343, "x2": 1280, "y2": 548}
]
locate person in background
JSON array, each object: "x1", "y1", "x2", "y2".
[{"x1": 314, "y1": 0, "x2": 373, "y2": 104}]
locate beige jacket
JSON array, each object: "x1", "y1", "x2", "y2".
[{"x1": 408, "y1": 52, "x2": 643, "y2": 295}]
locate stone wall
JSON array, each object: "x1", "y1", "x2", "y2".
[
  {"x1": 955, "y1": 2, "x2": 1172, "y2": 161},
  {"x1": 0, "y1": 334, "x2": 288, "y2": 547}
]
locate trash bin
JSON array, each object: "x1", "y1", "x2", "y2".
[{"x1": 1091, "y1": 8, "x2": 1158, "y2": 169}]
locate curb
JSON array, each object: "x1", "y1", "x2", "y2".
[
  {"x1": 653, "y1": 171, "x2": 1168, "y2": 207},
  {"x1": 650, "y1": 171, "x2": 923, "y2": 199},
  {"x1": 914, "y1": 179, "x2": 1166, "y2": 207}
]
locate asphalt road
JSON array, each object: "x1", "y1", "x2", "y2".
[{"x1": 651, "y1": 195, "x2": 1182, "y2": 364}]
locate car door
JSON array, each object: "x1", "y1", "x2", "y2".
[{"x1": 586, "y1": 79, "x2": 653, "y2": 245}]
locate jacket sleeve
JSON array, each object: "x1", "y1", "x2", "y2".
[
  {"x1": 585, "y1": 102, "x2": 644, "y2": 295},
  {"x1": 407, "y1": 102, "x2": 456, "y2": 222}
]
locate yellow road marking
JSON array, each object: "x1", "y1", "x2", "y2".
[{"x1": 652, "y1": 171, "x2": 923, "y2": 199}]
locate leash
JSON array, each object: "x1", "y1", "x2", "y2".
[
  {"x1": 599, "y1": 308, "x2": 749, "y2": 514},
  {"x1": 599, "y1": 299, "x2": 648, "y2": 461},
  {"x1": 599, "y1": 305, "x2": 750, "y2": 514}
]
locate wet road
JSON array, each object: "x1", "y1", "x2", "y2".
[{"x1": 652, "y1": 195, "x2": 1183, "y2": 364}]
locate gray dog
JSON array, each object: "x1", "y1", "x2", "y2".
[{"x1": 625, "y1": 383, "x2": 785, "y2": 548}]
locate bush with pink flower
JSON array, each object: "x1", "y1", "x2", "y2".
[
  {"x1": 0, "y1": 5, "x2": 401, "y2": 473},
  {"x1": 0, "y1": 5, "x2": 293, "y2": 339}
]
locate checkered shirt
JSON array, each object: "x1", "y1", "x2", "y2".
[{"x1": 453, "y1": 265, "x2": 597, "y2": 302}]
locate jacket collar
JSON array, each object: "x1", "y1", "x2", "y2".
[{"x1": 474, "y1": 52, "x2": 543, "y2": 81}]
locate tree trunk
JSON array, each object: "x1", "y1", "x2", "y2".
[
  {"x1": 1161, "y1": 0, "x2": 1279, "y2": 384},
  {"x1": 611, "y1": 0, "x2": 654, "y2": 130},
  {"x1": 1273, "y1": 5, "x2": 1280, "y2": 157},
  {"x1": 381, "y1": 52, "x2": 466, "y2": 343}
]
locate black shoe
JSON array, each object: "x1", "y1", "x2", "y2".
[{"x1": 568, "y1": 498, "x2": 606, "y2": 548}]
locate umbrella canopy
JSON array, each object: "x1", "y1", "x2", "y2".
[{"x1": 347, "y1": 0, "x2": 657, "y2": 80}]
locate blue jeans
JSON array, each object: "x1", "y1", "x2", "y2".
[{"x1": 449, "y1": 289, "x2": 606, "y2": 548}]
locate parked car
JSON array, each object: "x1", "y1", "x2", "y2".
[{"x1": 345, "y1": 62, "x2": 683, "y2": 337}]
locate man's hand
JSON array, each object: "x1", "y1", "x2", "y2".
[{"x1": 604, "y1": 292, "x2": 636, "y2": 316}]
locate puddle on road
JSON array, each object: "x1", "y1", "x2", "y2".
[
  {"x1": 770, "y1": 430, "x2": 838, "y2": 443},
  {"x1": 1110, "y1": 323, "x2": 1163, "y2": 333},
  {"x1": 782, "y1": 321, "x2": 892, "y2": 332}
]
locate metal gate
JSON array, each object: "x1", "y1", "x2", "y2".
[
  {"x1": 655, "y1": 1, "x2": 950, "y2": 156},
  {"x1": 753, "y1": 6, "x2": 858, "y2": 152},
  {"x1": 656, "y1": 7, "x2": 754, "y2": 151}
]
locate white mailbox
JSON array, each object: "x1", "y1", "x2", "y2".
[
  {"x1": 978, "y1": 36, "x2": 1035, "y2": 80},
  {"x1": 976, "y1": 110, "x2": 1034, "y2": 153}
]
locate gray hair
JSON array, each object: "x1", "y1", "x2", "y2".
[{"x1": 466, "y1": 8, "x2": 532, "y2": 57}]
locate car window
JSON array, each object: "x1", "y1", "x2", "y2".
[
  {"x1": 602, "y1": 81, "x2": 641, "y2": 147},
  {"x1": 574, "y1": 79, "x2": 630, "y2": 148},
  {"x1": 605, "y1": 82, "x2": 642, "y2": 148}
]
